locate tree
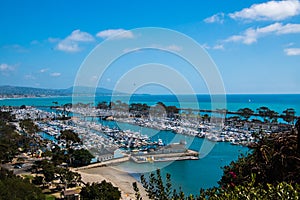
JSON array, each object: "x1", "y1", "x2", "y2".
[
  {"x1": 237, "y1": 108, "x2": 254, "y2": 121},
  {"x1": 0, "y1": 117, "x2": 21, "y2": 163},
  {"x1": 157, "y1": 102, "x2": 167, "y2": 109},
  {"x1": 129, "y1": 103, "x2": 150, "y2": 117},
  {"x1": 268, "y1": 110, "x2": 279, "y2": 124},
  {"x1": 282, "y1": 108, "x2": 296, "y2": 125},
  {"x1": 41, "y1": 149, "x2": 52, "y2": 158},
  {"x1": 59, "y1": 129, "x2": 81, "y2": 148},
  {"x1": 113, "y1": 100, "x2": 129, "y2": 112},
  {"x1": 132, "y1": 182, "x2": 142, "y2": 200},
  {"x1": 42, "y1": 161, "x2": 57, "y2": 183},
  {"x1": 80, "y1": 180, "x2": 121, "y2": 200},
  {"x1": 97, "y1": 101, "x2": 109, "y2": 110},
  {"x1": 219, "y1": 132, "x2": 300, "y2": 187},
  {"x1": 0, "y1": 168, "x2": 45, "y2": 200},
  {"x1": 256, "y1": 106, "x2": 271, "y2": 123},
  {"x1": 68, "y1": 149, "x2": 94, "y2": 167},
  {"x1": 32, "y1": 176, "x2": 44, "y2": 186},
  {"x1": 0, "y1": 110, "x2": 15, "y2": 122},
  {"x1": 202, "y1": 114, "x2": 210, "y2": 123},
  {"x1": 61, "y1": 103, "x2": 72, "y2": 118},
  {"x1": 150, "y1": 103, "x2": 166, "y2": 119},
  {"x1": 20, "y1": 105, "x2": 26, "y2": 109},
  {"x1": 139, "y1": 130, "x2": 300, "y2": 200},
  {"x1": 19, "y1": 119, "x2": 40, "y2": 135},
  {"x1": 51, "y1": 147, "x2": 68, "y2": 165},
  {"x1": 57, "y1": 168, "x2": 81, "y2": 188},
  {"x1": 140, "y1": 169, "x2": 179, "y2": 200},
  {"x1": 198, "y1": 179, "x2": 300, "y2": 199},
  {"x1": 166, "y1": 106, "x2": 179, "y2": 118},
  {"x1": 108, "y1": 101, "x2": 114, "y2": 110}
]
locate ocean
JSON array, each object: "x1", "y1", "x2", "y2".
[
  {"x1": 1, "y1": 94, "x2": 299, "y2": 195},
  {"x1": 1, "y1": 94, "x2": 300, "y2": 113}
]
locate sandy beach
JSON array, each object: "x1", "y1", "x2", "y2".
[{"x1": 78, "y1": 166, "x2": 149, "y2": 200}]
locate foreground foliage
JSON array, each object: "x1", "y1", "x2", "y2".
[
  {"x1": 199, "y1": 176, "x2": 299, "y2": 200},
  {"x1": 80, "y1": 180, "x2": 121, "y2": 200},
  {"x1": 135, "y1": 170, "x2": 299, "y2": 200},
  {"x1": 219, "y1": 132, "x2": 300, "y2": 186},
  {"x1": 0, "y1": 111, "x2": 22, "y2": 163},
  {"x1": 136, "y1": 130, "x2": 300, "y2": 199},
  {"x1": 0, "y1": 168, "x2": 45, "y2": 200}
]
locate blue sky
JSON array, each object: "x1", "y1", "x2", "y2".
[{"x1": 0, "y1": 0, "x2": 300, "y2": 94}]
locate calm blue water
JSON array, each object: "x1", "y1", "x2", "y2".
[
  {"x1": 1, "y1": 94, "x2": 300, "y2": 114},
  {"x1": 1, "y1": 94, "x2": 299, "y2": 195},
  {"x1": 100, "y1": 120, "x2": 248, "y2": 194}
]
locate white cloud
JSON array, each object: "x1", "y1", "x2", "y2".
[
  {"x1": 201, "y1": 43, "x2": 210, "y2": 49},
  {"x1": 0, "y1": 63, "x2": 14, "y2": 72},
  {"x1": 276, "y1": 23, "x2": 300, "y2": 34},
  {"x1": 229, "y1": 0, "x2": 300, "y2": 21},
  {"x1": 204, "y1": 13, "x2": 224, "y2": 23},
  {"x1": 57, "y1": 41, "x2": 80, "y2": 52},
  {"x1": 67, "y1": 29, "x2": 94, "y2": 42},
  {"x1": 200, "y1": 43, "x2": 224, "y2": 50},
  {"x1": 213, "y1": 44, "x2": 224, "y2": 50},
  {"x1": 50, "y1": 72, "x2": 61, "y2": 77},
  {"x1": 284, "y1": 48, "x2": 300, "y2": 55},
  {"x1": 56, "y1": 29, "x2": 94, "y2": 53},
  {"x1": 39, "y1": 68, "x2": 49, "y2": 73},
  {"x1": 225, "y1": 23, "x2": 300, "y2": 45},
  {"x1": 96, "y1": 29, "x2": 134, "y2": 39}
]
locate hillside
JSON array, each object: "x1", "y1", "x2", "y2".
[{"x1": 0, "y1": 85, "x2": 117, "y2": 97}]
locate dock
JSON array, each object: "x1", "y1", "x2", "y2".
[{"x1": 130, "y1": 150, "x2": 199, "y2": 163}]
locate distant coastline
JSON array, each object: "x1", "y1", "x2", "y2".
[
  {"x1": 0, "y1": 94, "x2": 66, "y2": 99},
  {"x1": 0, "y1": 85, "x2": 120, "y2": 99},
  {"x1": 1, "y1": 85, "x2": 300, "y2": 100}
]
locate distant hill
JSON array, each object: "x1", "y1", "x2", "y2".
[{"x1": 0, "y1": 85, "x2": 119, "y2": 97}]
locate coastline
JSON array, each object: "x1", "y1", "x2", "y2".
[
  {"x1": 77, "y1": 166, "x2": 149, "y2": 200},
  {"x1": 0, "y1": 95, "x2": 70, "y2": 101}
]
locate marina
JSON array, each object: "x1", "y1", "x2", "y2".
[
  {"x1": 2, "y1": 1, "x2": 300, "y2": 198},
  {"x1": 8, "y1": 106, "x2": 201, "y2": 165},
  {"x1": 6, "y1": 101, "x2": 295, "y2": 156},
  {"x1": 1, "y1": 94, "x2": 298, "y2": 194}
]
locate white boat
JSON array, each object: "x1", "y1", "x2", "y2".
[{"x1": 158, "y1": 139, "x2": 164, "y2": 146}]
